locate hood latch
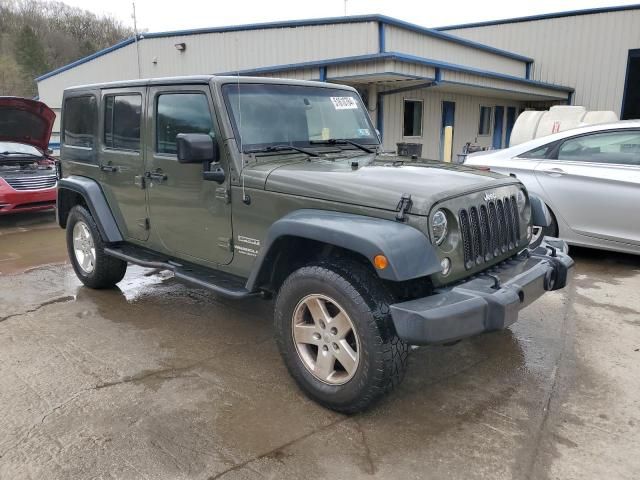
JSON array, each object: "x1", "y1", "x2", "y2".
[{"x1": 395, "y1": 193, "x2": 413, "y2": 222}]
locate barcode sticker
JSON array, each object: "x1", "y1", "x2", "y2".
[{"x1": 330, "y1": 96, "x2": 358, "y2": 110}]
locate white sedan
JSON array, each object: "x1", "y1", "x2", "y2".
[{"x1": 465, "y1": 121, "x2": 640, "y2": 255}]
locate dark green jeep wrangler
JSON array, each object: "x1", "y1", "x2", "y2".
[{"x1": 56, "y1": 76, "x2": 573, "y2": 412}]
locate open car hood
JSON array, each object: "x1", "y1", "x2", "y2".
[{"x1": 0, "y1": 97, "x2": 56, "y2": 152}]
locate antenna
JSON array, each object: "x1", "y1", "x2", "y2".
[
  {"x1": 132, "y1": 2, "x2": 142, "y2": 78},
  {"x1": 235, "y1": 38, "x2": 249, "y2": 204}
]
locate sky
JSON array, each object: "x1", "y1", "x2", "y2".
[{"x1": 56, "y1": 0, "x2": 640, "y2": 33}]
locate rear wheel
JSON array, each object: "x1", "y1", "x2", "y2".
[
  {"x1": 66, "y1": 205, "x2": 127, "y2": 289},
  {"x1": 274, "y1": 260, "x2": 409, "y2": 413}
]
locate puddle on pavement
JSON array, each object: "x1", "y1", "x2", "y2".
[{"x1": 0, "y1": 211, "x2": 67, "y2": 275}]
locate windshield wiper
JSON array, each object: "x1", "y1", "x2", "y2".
[
  {"x1": 0, "y1": 151, "x2": 42, "y2": 158},
  {"x1": 245, "y1": 145, "x2": 319, "y2": 157},
  {"x1": 309, "y1": 139, "x2": 376, "y2": 154}
]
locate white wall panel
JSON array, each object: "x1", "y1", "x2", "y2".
[
  {"x1": 385, "y1": 26, "x2": 527, "y2": 77},
  {"x1": 444, "y1": 9, "x2": 640, "y2": 113}
]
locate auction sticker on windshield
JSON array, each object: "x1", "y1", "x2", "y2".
[{"x1": 330, "y1": 97, "x2": 358, "y2": 110}]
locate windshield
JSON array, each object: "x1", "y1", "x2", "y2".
[
  {"x1": 222, "y1": 83, "x2": 378, "y2": 152},
  {"x1": 0, "y1": 142, "x2": 41, "y2": 156}
]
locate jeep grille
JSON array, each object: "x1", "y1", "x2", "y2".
[{"x1": 459, "y1": 195, "x2": 520, "y2": 270}]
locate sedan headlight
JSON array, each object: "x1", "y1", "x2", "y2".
[{"x1": 431, "y1": 210, "x2": 448, "y2": 246}]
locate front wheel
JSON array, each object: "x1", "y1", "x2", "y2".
[
  {"x1": 66, "y1": 205, "x2": 127, "y2": 289},
  {"x1": 274, "y1": 261, "x2": 409, "y2": 413}
]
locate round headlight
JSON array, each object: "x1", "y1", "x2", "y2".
[{"x1": 431, "y1": 210, "x2": 448, "y2": 246}]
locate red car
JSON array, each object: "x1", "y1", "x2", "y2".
[{"x1": 0, "y1": 97, "x2": 57, "y2": 215}]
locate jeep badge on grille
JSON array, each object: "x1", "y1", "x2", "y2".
[{"x1": 484, "y1": 192, "x2": 498, "y2": 202}]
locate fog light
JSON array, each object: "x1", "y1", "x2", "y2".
[
  {"x1": 373, "y1": 254, "x2": 388, "y2": 270},
  {"x1": 440, "y1": 257, "x2": 451, "y2": 276}
]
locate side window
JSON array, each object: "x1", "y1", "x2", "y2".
[
  {"x1": 478, "y1": 106, "x2": 492, "y2": 136},
  {"x1": 156, "y1": 93, "x2": 213, "y2": 155},
  {"x1": 557, "y1": 131, "x2": 640, "y2": 165},
  {"x1": 63, "y1": 95, "x2": 97, "y2": 149},
  {"x1": 403, "y1": 99, "x2": 423, "y2": 137},
  {"x1": 104, "y1": 94, "x2": 142, "y2": 151},
  {"x1": 519, "y1": 142, "x2": 555, "y2": 159}
]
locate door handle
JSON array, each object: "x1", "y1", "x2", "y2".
[
  {"x1": 540, "y1": 167, "x2": 565, "y2": 176},
  {"x1": 145, "y1": 171, "x2": 167, "y2": 182},
  {"x1": 100, "y1": 165, "x2": 118, "y2": 172}
]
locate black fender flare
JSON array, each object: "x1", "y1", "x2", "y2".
[
  {"x1": 529, "y1": 193, "x2": 552, "y2": 228},
  {"x1": 56, "y1": 176, "x2": 123, "y2": 242},
  {"x1": 245, "y1": 209, "x2": 441, "y2": 291}
]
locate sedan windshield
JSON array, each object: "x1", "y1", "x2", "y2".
[
  {"x1": 0, "y1": 142, "x2": 41, "y2": 156},
  {"x1": 222, "y1": 83, "x2": 378, "y2": 152}
]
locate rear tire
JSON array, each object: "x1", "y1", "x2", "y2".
[
  {"x1": 66, "y1": 205, "x2": 127, "y2": 289},
  {"x1": 274, "y1": 260, "x2": 409, "y2": 413}
]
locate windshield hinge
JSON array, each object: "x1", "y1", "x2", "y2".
[{"x1": 395, "y1": 193, "x2": 413, "y2": 222}]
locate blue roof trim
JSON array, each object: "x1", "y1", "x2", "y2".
[
  {"x1": 220, "y1": 52, "x2": 573, "y2": 93},
  {"x1": 35, "y1": 36, "x2": 137, "y2": 82},
  {"x1": 437, "y1": 3, "x2": 640, "y2": 30},
  {"x1": 36, "y1": 14, "x2": 533, "y2": 83}
]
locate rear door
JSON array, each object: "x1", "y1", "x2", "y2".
[
  {"x1": 145, "y1": 84, "x2": 233, "y2": 265},
  {"x1": 99, "y1": 88, "x2": 149, "y2": 241},
  {"x1": 534, "y1": 129, "x2": 640, "y2": 245}
]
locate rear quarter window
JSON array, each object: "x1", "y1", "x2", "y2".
[{"x1": 63, "y1": 95, "x2": 97, "y2": 150}]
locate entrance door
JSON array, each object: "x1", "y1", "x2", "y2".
[
  {"x1": 440, "y1": 101, "x2": 455, "y2": 162},
  {"x1": 99, "y1": 87, "x2": 149, "y2": 241},
  {"x1": 146, "y1": 85, "x2": 233, "y2": 265},
  {"x1": 492, "y1": 106, "x2": 504, "y2": 149},
  {"x1": 505, "y1": 107, "x2": 516, "y2": 147}
]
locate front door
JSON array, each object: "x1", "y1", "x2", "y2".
[
  {"x1": 535, "y1": 129, "x2": 640, "y2": 246},
  {"x1": 145, "y1": 85, "x2": 233, "y2": 265},
  {"x1": 492, "y1": 106, "x2": 504, "y2": 149},
  {"x1": 99, "y1": 88, "x2": 149, "y2": 241},
  {"x1": 440, "y1": 101, "x2": 455, "y2": 162}
]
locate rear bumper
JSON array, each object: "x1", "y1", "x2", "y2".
[{"x1": 390, "y1": 238, "x2": 574, "y2": 345}]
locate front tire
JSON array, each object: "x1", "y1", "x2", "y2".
[
  {"x1": 66, "y1": 205, "x2": 127, "y2": 289},
  {"x1": 274, "y1": 261, "x2": 409, "y2": 413}
]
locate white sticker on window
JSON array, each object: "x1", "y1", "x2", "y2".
[
  {"x1": 330, "y1": 96, "x2": 358, "y2": 110},
  {"x1": 357, "y1": 128, "x2": 371, "y2": 137}
]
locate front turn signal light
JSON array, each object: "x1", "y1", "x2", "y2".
[{"x1": 373, "y1": 254, "x2": 389, "y2": 270}]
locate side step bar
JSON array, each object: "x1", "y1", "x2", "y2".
[{"x1": 104, "y1": 244, "x2": 257, "y2": 300}]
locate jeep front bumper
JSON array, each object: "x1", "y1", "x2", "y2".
[{"x1": 389, "y1": 238, "x2": 574, "y2": 345}]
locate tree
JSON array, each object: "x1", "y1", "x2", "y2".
[{"x1": 14, "y1": 24, "x2": 49, "y2": 78}]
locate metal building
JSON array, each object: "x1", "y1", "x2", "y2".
[{"x1": 36, "y1": 5, "x2": 638, "y2": 160}]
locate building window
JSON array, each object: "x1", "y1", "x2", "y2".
[
  {"x1": 403, "y1": 99, "x2": 423, "y2": 137},
  {"x1": 156, "y1": 93, "x2": 213, "y2": 155},
  {"x1": 478, "y1": 106, "x2": 492, "y2": 136},
  {"x1": 104, "y1": 94, "x2": 142, "y2": 151},
  {"x1": 63, "y1": 95, "x2": 97, "y2": 149}
]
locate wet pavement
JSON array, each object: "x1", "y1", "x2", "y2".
[{"x1": 0, "y1": 214, "x2": 638, "y2": 480}]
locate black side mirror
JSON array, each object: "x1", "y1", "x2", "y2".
[
  {"x1": 176, "y1": 133, "x2": 225, "y2": 184},
  {"x1": 177, "y1": 133, "x2": 217, "y2": 164}
]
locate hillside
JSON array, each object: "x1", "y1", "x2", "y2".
[{"x1": 0, "y1": 0, "x2": 132, "y2": 98}]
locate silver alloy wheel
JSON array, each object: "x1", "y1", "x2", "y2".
[
  {"x1": 72, "y1": 221, "x2": 96, "y2": 274},
  {"x1": 292, "y1": 294, "x2": 360, "y2": 385}
]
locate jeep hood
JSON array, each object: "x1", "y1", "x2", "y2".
[
  {"x1": 0, "y1": 97, "x2": 56, "y2": 152},
  {"x1": 262, "y1": 155, "x2": 521, "y2": 216}
]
